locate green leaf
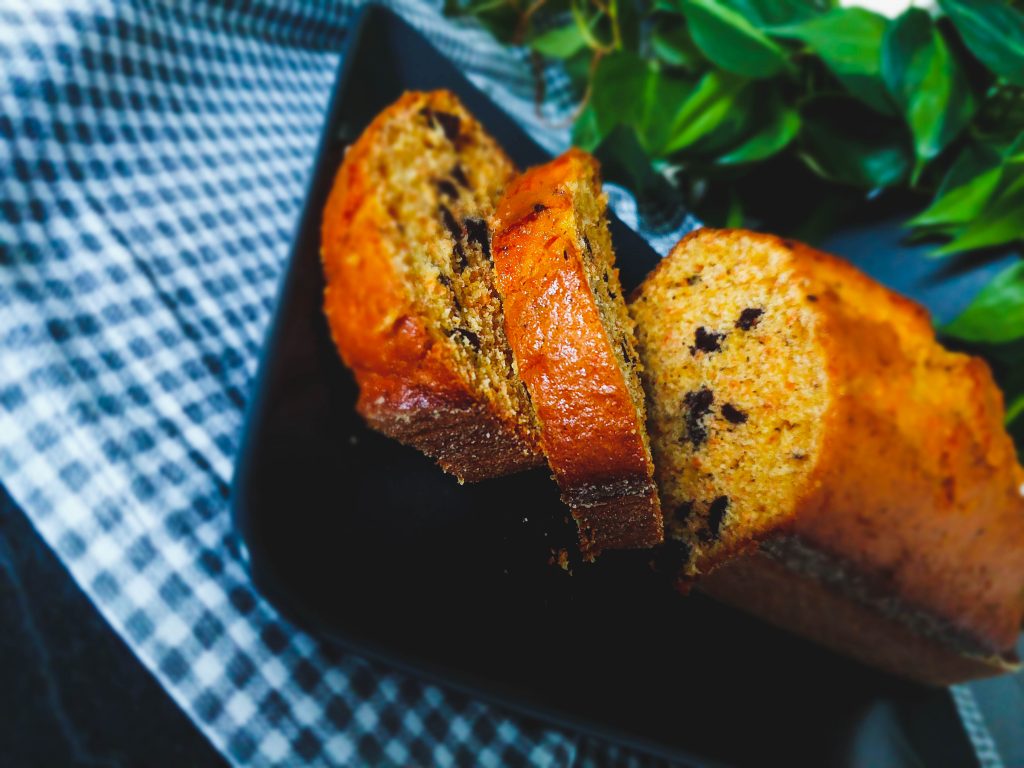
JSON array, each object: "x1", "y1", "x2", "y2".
[
  {"x1": 660, "y1": 70, "x2": 749, "y2": 154},
  {"x1": 939, "y1": 0, "x2": 1024, "y2": 86},
  {"x1": 943, "y1": 261, "x2": 1024, "y2": 342},
  {"x1": 771, "y1": 8, "x2": 895, "y2": 115},
  {"x1": 909, "y1": 165, "x2": 1002, "y2": 231},
  {"x1": 938, "y1": 142, "x2": 1005, "y2": 195},
  {"x1": 572, "y1": 104, "x2": 606, "y2": 152},
  {"x1": 716, "y1": 103, "x2": 799, "y2": 165},
  {"x1": 639, "y1": 68, "x2": 695, "y2": 154},
  {"x1": 720, "y1": 0, "x2": 834, "y2": 27},
  {"x1": 593, "y1": 125, "x2": 675, "y2": 201},
  {"x1": 589, "y1": 51, "x2": 651, "y2": 138},
  {"x1": 444, "y1": 0, "x2": 520, "y2": 43},
  {"x1": 529, "y1": 24, "x2": 587, "y2": 59},
  {"x1": 1007, "y1": 392, "x2": 1024, "y2": 426},
  {"x1": 1005, "y1": 132, "x2": 1024, "y2": 164},
  {"x1": 650, "y1": 16, "x2": 705, "y2": 69},
  {"x1": 562, "y1": 46, "x2": 595, "y2": 92},
  {"x1": 725, "y1": 189, "x2": 745, "y2": 227},
  {"x1": 882, "y1": 9, "x2": 975, "y2": 178},
  {"x1": 676, "y1": 0, "x2": 792, "y2": 78},
  {"x1": 934, "y1": 175, "x2": 1024, "y2": 255},
  {"x1": 799, "y1": 97, "x2": 911, "y2": 189}
]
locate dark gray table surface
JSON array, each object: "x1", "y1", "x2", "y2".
[{"x1": 0, "y1": 483, "x2": 226, "y2": 767}]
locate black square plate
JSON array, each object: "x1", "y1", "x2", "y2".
[{"x1": 231, "y1": 6, "x2": 1017, "y2": 765}]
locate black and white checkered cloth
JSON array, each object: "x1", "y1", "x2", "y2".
[
  {"x1": 0, "y1": 0, "x2": 1003, "y2": 765},
  {"x1": 0, "y1": 0, "x2": 699, "y2": 764}
]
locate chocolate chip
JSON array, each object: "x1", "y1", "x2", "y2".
[
  {"x1": 533, "y1": 203, "x2": 547, "y2": 214},
  {"x1": 671, "y1": 501, "x2": 694, "y2": 524},
  {"x1": 439, "y1": 205, "x2": 467, "y2": 271},
  {"x1": 439, "y1": 205, "x2": 462, "y2": 242},
  {"x1": 438, "y1": 274, "x2": 452, "y2": 289},
  {"x1": 619, "y1": 339, "x2": 633, "y2": 364},
  {"x1": 447, "y1": 327, "x2": 480, "y2": 351},
  {"x1": 683, "y1": 387, "x2": 714, "y2": 447},
  {"x1": 435, "y1": 179, "x2": 459, "y2": 199},
  {"x1": 433, "y1": 111, "x2": 461, "y2": 142},
  {"x1": 453, "y1": 241, "x2": 468, "y2": 272},
  {"x1": 463, "y1": 217, "x2": 490, "y2": 260},
  {"x1": 690, "y1": 327, "x2": 725, "y2": 355},
  {"x1": 721, "y1": 404, "x2": 748, "y2": 424},
  {"x1": 736, "y1": 308, "x2": 763, "y2": 330},
  {"x1": 562, "y1": 250, "x2": 569, "y2": 261},
  {"x1": 806, "y1": 294, "x2": 818, "y2": 302},
  {"x1": 685, "y1": 388, "x2": 714, "y2": 415},
  {"x1": 451, "y1": 164, "x2": 470, "y2": 188},
  {"x1": 583, "y1": 235, "x2": 592, "y2": 255},
  {"x1": 686, "y1": 275, "x2": 700, "y2": 286},
  {"x1": 703, "y1": 496, "x2": 729, "y2": 541}
]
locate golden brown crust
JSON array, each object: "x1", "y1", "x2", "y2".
[
  {"x1": 781, "y1": 233, "x2": 1024, "y2": 657},
  {"x1": 321, "y1": 91, "x2": 544, "y2": 482},
  {"x1": 636, "y1": 227, "x2": 1024, "y2": 680},
  {"x1": 702, "y1": 549, "x2": 1019, "y2": 686},
  {"x1": 492, "y1": 149, "x2": 663, "y2": 555}
]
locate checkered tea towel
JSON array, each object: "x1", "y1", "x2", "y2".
[
  {"x1": 0, "y1": 0, "x2": 1002, "y2": 765},
  {"x1": 0, "y1": 0, "x2": 701, "y2": 764}
]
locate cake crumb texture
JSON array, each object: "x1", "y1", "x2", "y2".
[{"x1": 321, "y1": 90, "x2": 543, "y2": 481}]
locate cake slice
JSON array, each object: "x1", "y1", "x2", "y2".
[
  {"x1": 631, "y1": 227, "x2": 1024, "y2": 683},
  {"x1": 491, "y1": 149, "x2": 663, "y2": 558},
  {"x1": 321, "y1": 90, "x2": 543, "y2": 481}
]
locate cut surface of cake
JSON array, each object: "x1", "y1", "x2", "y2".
[
  {"x1": 491, "y1": 149, "x2": 663, "y2": 558},
  {"x1": 631, "y1": 227, "x2": 1024, "y2": 683},
  {"x1": 321, "y1": 90, "x2": 543, "y2": 481}
]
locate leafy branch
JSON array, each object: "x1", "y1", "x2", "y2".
[{"x1": 447, "y1": 0, "x2": 1024, "y2": 449}]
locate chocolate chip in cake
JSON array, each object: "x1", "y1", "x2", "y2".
[
  {"x1": 440, "y1": 205, "x2": 467, "y2": 271},
  {"x1": 533, "y1": 203, "x2": 547, "y2": 214},
  {"x1": 563, "y1": 250, "x2": 569, "y2": 261},
  {"x1": 806, "y1": 294, "x2": 818, "y2": 302},
  {"x1": 682, "y1": 387, "x2": 714, "y2": 447},
  {"x1": 736, "y1": 308, "x2": 763, "y2": 330},
  {"x1": 447, "y1": 327, "x2": 480, "y2": 351},
  {"x1": 686, "y1": 275, "x2": 701, "y2": 286},
  {"x1": 453, "y1": 241, "x2": 468, "y2": 272},
  {"x1": 439, "y1": 204, "x2": 462, "y2": 241},
  {"x1": 701, "y1": 496, "x2": 729, "y2": 542},
  {"x1": 463, "y1": 217, "x2": 490, "y2": 260},
  {"x1": 583, "y1": 235, "x2": 592, "y2": 255},
  {"x1": 434, "y1": 111, "x2": 461, "y2": 142},
  {"x1": 671, "y1": 501, "x2": 694, "y2": 524},
  {"x1": 438, "y1": 274, "x2": 453, "y2": 289},
  {"x1": 435, "y1": 179, "x2": 459, "y2": 199},
  {"x1": 690, "y1": 326, "x2": 725, "y2": 355},
  {"x1": 721, "y1": 403, "x2": 748, "y2": 424},
  {"x1": 451, "y1": 163, "x2": 470, "y2": 188},
  {"x1": 619, "y1": 338, "x2": 635, "y2": 365}
]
